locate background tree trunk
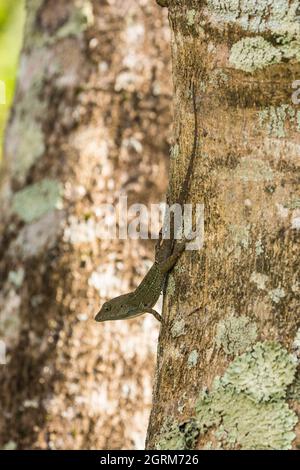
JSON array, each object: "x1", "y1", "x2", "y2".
[
  {"x1": 0, "y1": 0, "x2": 171, "y2": 450},
  {"x1": 147, "y1": 0, "x2": 300, "y2": 450}
]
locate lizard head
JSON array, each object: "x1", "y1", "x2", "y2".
[{"x1": 95, "y1": 293, "x2": 137, "y2": 322}]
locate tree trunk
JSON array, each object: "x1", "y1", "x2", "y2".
[
  {"x1": 0, "y1": 0, "x2": 171, "y2": 450},
  {"x1": 147, "y1": 0, "x2": 300, "y2": 450}
]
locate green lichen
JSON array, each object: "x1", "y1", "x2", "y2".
[
  {"x1": 196, "y1": 384, "x2": 297, "y2": 450},
  {"x1": 0, "y1": 340, "x2": 6, "y2": 365},
  {"x1": 297, "y1": 111, "x2": 300, "y2": 131},
  {"x1": 287, "y1": 375, "x2": 300, "y2": 401},
  {"x1": 195, "y1": 341, "x2": 298, "y2": 449},
  {"x1": 259, "y1": 105, "x2": 299, "y2": 138},
  {"x1": 222, "y1": 342, "x2": 297, "y2": 402},
  {"x1": 229, "y1": 224, "x2": 250, "y2": 249},
  {"x1": 155, "y1": 419, "x2": 199, "y2": 450},
  {"x1": 170, "y1": 144, "x2": 179, "y2": 160},
  {"x1": 288, "y1": 327, "x2": 300, "y2": 402},
  {"x1": 55, "y1": 1, "x2": 94, "y2": 41},
  {"x1": 229, "y1": 37, "x2": 282, "y2": 73},
  {"x1": 209, "y1": 1, "x2": 300, "y2": 71},
  {"x1": 293, "y1": 328, "x2": 300, "y2": 350},
  {"x1": 259, "y1": 106, "x2": 285, "y2": 138},
  {"x1": 157, "y1": 340, "x2": 299, "y2": 450},
  {"x1": 11, "y1": 210, "x2": 64, "y2": 259},
  {"x1": 24, "y1": 0, "x2": 94, "y2": 49},
  {"x1": 269, "y1": 287, "x2": 286, "y2": 303},
  {"x1": 198, "y1": 81, "x2": 207, "y2": 93},
  {"x1": 23, "y1": 0, "x2": 44, "y2": 49},
  {"x1": 186, "y1": 9, "x2": 196, "y2": 26},
  {"x1": 177, "y1": 392, "x2": 187, "y2": 414},
  {"x1": 209, "y1": 69, "x2": 228, "y2": 87},
  {"x1": 287, "y1": 106, "x2": 296, "y2": 122},
  {"x1": 12, "y1": 179, "x2": 63, "y2": 223},
  {"x1": 19, "y1": 2, "x2": 93, "y2": 182},
  {"x1": 203, "y1": 441, "x2": 213, "y2": 450},
  {"x1": 167, "y1": 274, "x2": 176, "y2": 296},
  {"x1": 216, "y1": 315, "x2": 258, "y2": 356},
  {"x1": 6, "y1": 48, "x2": 51, "y2": 181},
  {"x1": 171, "y1": 319, "x2": 186, "y2": 338},
  {"x1": 250, "y1": 271, "x2": 268, "y2": 290},
  {"x1": 207, "y1": 0, "x2": 300, "y2": 35},
  {"x1": 235, "y1": 157, "x2": 274, "y2": 182},
  {"x1": 174, "y1": 263, "x2": 186, "y2": 275},
  {"x1": 255, "y1": 238, "x2": 264, "y2": 255},
  {"x1": 181, "y1": 420, "x2": 200, "y2": 449},
  {"x1": 2, "y1": 441, "x2": 17, "y2": 450},
  {"x1": 187, "y1": 350, "x2": 199, "y2": 368},
  {"x1": 0, "y1": 290, "x2": 21, "y2": 346},
  {"x1": 11, "y1": 119, "x2": 45, "y2": 179},
  {"x1": 276, "y1": 32, "x2": 300, "y2": 62},
  {"x1": 202, "y1": 440, "x2": 223, "y2": 450},
  {"x1": 8, "y1": 268, "x2": 25, "y2": 288},
  {"x1": 284, "y1": 199, "x2": 300, "y2": 210}
]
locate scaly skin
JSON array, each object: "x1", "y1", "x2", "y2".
[{"x1": 95, "y1": 239, "x2": 187, "y2": 323}]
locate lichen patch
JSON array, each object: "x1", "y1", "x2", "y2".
[
  {"x1": 12, "y1": 179, "x2": 63, "y2": 223},
  {"x1": 222, "y1": 341, "x2": 297, "y2": 402},
  {"x1": 216, "y1": 315, "x2": 258, "y2": 355},
  {"x1": 229, "y1": 37, "x2": 282, "y2": 73}
]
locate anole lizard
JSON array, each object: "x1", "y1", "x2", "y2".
[
  {"x1": 95, "y1": 237, "x2": 192, "y2": 323},
  {"x1": 95, "y1": 81, "x2": 198, "y2": 323}
]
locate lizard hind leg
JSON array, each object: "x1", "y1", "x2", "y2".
[
  {"x1": 159, "y1": 240, "x2": 186, "y2": 273},
  {"x1": 155, "y1": 226, "x2": 163, "y2": 259},
  {"x1": 160, "y1": 228, "x2": 198, "y2": 274}
]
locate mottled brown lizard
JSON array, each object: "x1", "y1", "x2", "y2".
[{"x1": 95, "y1": 81, "x2": 198, "y2": 323}]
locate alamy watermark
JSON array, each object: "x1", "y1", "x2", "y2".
[{"x1": 83, "y1": 196, "x2": 204, "y2": 250}]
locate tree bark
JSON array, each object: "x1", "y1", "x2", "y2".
[
  {"x1": 147, "y1": 0, "x2": 300, "y2": 450},
  {"x1": 0, "y1": 0, "x2": 171, "y2": 449}
]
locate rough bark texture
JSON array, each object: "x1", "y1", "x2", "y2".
[
  {"x1": 147, "y1": 0, "x2": 300, "y2": 450},
  {"x1": 0, "y1": 0, "x2": 171, "y2": 449}
]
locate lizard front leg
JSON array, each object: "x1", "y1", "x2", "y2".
[{"x1": 142, "y1": 307, "x2": 163, "y2": 323}]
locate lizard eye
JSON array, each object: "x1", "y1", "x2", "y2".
[{"x1": 104, "y1": 305, "x2": 111, "y2": 311}]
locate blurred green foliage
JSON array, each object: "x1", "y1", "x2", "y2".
[{"x1": 0, "y1": 0, "x2": 25, "y2": 161}]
